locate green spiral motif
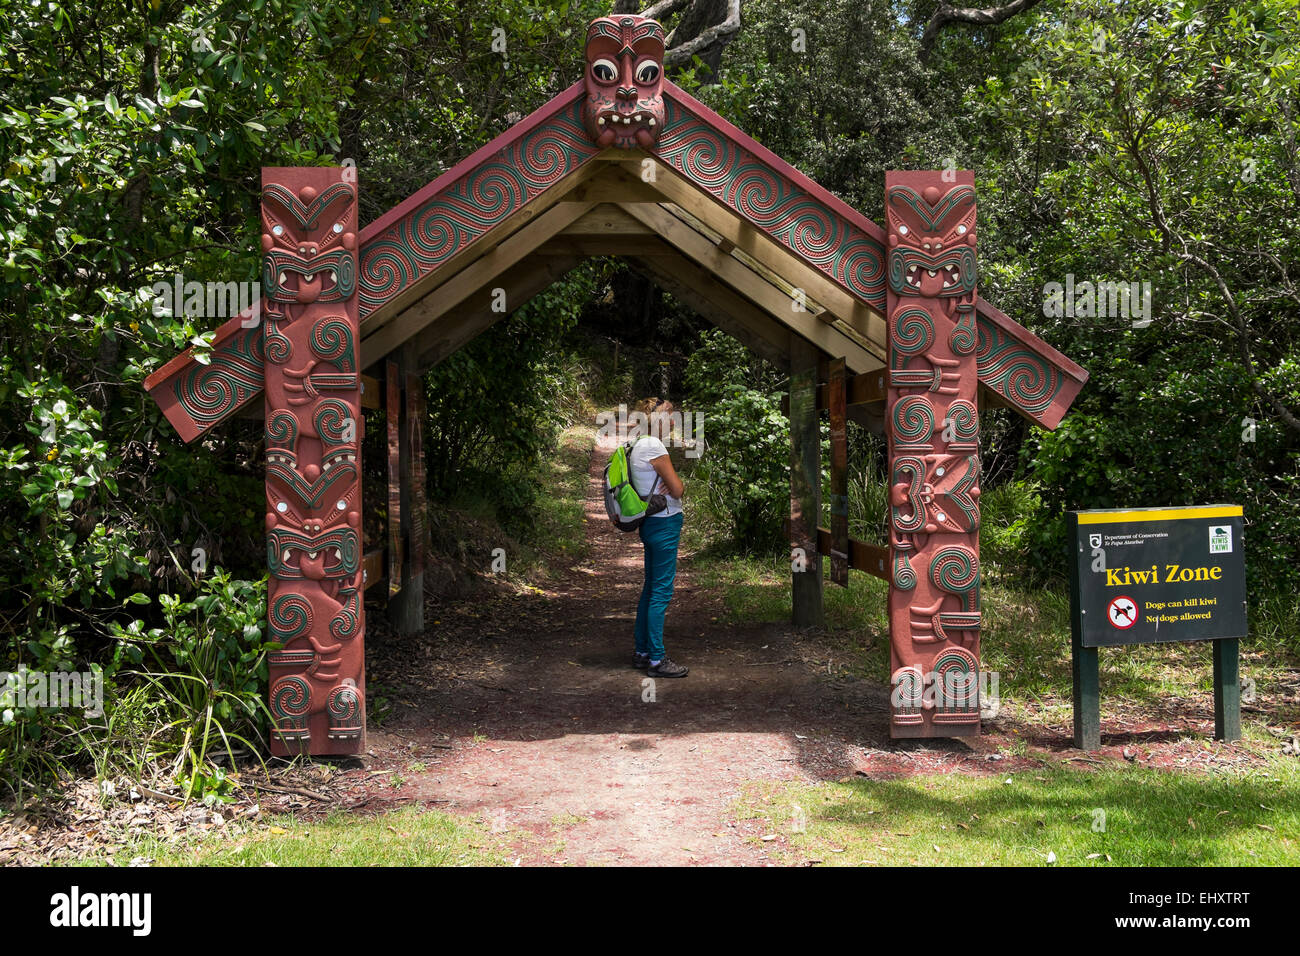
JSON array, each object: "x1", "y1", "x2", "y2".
[
  {"x1": 892, "y1": 395, "x2": 934, "y2": 446},
  {"x1": 174, "y1": 327, "x2": 264, "y2": 428},
  {"x1": 269, "y1": 594, "x2": 312, "y2": 641},
  {"x1": 893, "y1": 550, "x2": 916, "y2": 590},
  {"x1": 271, "y1": 675, "x2": 311, "y2": 719},
  {"x1": 945, "y1": 399, "x2": 978, "y2": 444},
  {"x1": 315, "y1": 399, "x2": 352, "y2": 446},
  {"x1": 311, "y1": 317, "x2": 356, "y2": 372},
  {"x1": 892, "y1": 666, "x2": 924, "y2": 709},
  {"x1": 263, "y1": 317, "x2": 292, "y2": 365},
  {"x1": 327, "y1": 684, "x2": 362, "y2": 724},
  {"x1": 330, "y1": 587, "x2": 361, "y2": 640},
  {"x1": 976, "y1": 317, "x2": 1062, "y2": 418},
  {"x1": 265, "y1": 410, "x2": 298, "y2": 450},
  {"x1": 931, "y1": 546, "x2": 979, "y2": 595},
  {"x1": 933, "y1": 649, "x2": 978, "y2": 711},
  {"x1": 891, "y1": 308, "x2": 934, "y2": 356},
  {"x1": 949, "y1": 306, "x2": 977, "y2": 355}
]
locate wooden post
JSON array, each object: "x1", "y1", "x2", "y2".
[
  {"x1": 790, "y1": 335, "x2": 824, "y2": 627},
  {"x1": 1213, "y1": 638, "x2": 1241, "y2": 742},
  {"x1": 828, "y1": 356, "x2": 849, "y2": 588},
  {"x1": 261, "y1": 167, "x2": 365, "y2": 755},
  {"x1": 885, "y1": 170, "x2": 981, "y2": 737},
  {"x1": 386, "y1": 360, "x2": 403, "y2": 598},
  {"x1": 1067, "y1": 512, "x2": 1102, "y2": 749},
  {"x1": 1071, "y1": 630, "x2": 1102, "y2": 750},
  {"x1": 387, "y1": 347, "x2": 425, "y2": 635},
  {"x1": 406, "y1": 370, "x2": 430, "y2": 580}
]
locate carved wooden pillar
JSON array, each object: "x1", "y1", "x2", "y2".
[
  {"x1": 790, "y1": 335, "x2": 824, "y2": 626},
  {"x1": 885, "y1": 170, "x2": 981, "y2": 737},
  {"x1": 261, "y1": 167, "x2": 365, "y2": 755},
  {"x1": 828, "y1": 356, "x2": 849, "y2": 588}
]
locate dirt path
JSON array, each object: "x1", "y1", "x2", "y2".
[{"x1": 355, "y1": 429, "x2": 1018, "y2": 866}]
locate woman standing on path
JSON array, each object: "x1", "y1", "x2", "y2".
[{"x1": 630, "y1": 397, "x2": 688, "y2": 678}]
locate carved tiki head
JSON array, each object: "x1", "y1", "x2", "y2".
[
  {"x1": 886, "y1": 183, "x2": 977, "y2": 299},
  {"x1": 582, "y1": 14, "x2": 666, "y2": 149}
]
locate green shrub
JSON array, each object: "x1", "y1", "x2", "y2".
[{"x1": 684, "y1": 330, "x2": 789, "y2": 550}]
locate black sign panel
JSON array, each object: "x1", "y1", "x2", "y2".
[{"x1": 1069, "y1": 506, "x2": 1247, "y2": 647}]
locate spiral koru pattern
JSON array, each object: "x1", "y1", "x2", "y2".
[
  {"x1": 357, "y1": 239, "x2": 416, "y2": 311},
  {"x1": 315, "y1": 399, "x2": 353, "y2": 445},
  {"x1": 976, "y1": 317, "x2": 1062, "y2": 417},
  {"x1": 931, "y1": 546, "x2": 979, "y2": 595},
  {"x1": 944, "y1": 399, "x2": 978, "y2": 444},
  {"x1": 357, "y1": 98, "x2": 596, "y2": 316},
  {"x1": 949, "y1": 307, "x2": 977, "y2": 355},
  {"x1": 934, "y1": 648, "x2": 978, "y2": 708},
  {"x1": 893, "y1": 550, "x2": 916, "y2": 590},
  {"x1": 263, "y1": 319, "x2": 292, "y2": 365},
  {"x1": 654, "y1": 98, "x2": 886, "y2": 310},
  {"x1": 892, "y1": 395, "x2": 934, "y2": 446},
  {"x1": 327, "y1": 684, "x2": 362, "y2": 724},
  {"x1": 893, "y1": 666, "x2": 925, "y2": 709},
  {"x1": 891, "y1": 307, "x2": 934, "y2": 356},
  {"x1": 330, "y1": 588, "x2": 361, "y2": 640},
  {"x1": 174, "y1": 329, "x2": 264, "y2": 427},
  {"x1": 265, "y1": 410, "x2": 297, "y2": 450},
  {"x1": 311, "y1": 317, "x2": 355, "y2": 371},
  {"x1": 269, "y1": 593, "x2": 313, "y2": 641},
  {"x1": 270, "y1": 674, "x2": 312, "y2": 719}
]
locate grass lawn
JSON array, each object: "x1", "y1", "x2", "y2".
[
  {"x1": 735, "y1": 758, "x2": 1300, "y2": 866},
  {"x1": 75, "y1": 805, "x2": 511, "y2": 867},
  {"x1": 81, "y1": 756, "x2": 1298, "y2": 867}
]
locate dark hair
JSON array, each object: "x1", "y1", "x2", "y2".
[{"x1": 638, "y1": 396, "x2": 669, "y2": 415}]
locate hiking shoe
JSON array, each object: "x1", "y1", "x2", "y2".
[
  {"x1": 632, "y1": 652, "x2": 650, "y2": 670},
  {"x1": 648, "y1": 658, "x2": 688, "y2": 678}
]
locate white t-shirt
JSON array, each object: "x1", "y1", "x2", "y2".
[{"x1": 628, "y1": 436, "x2": 682, "y2": 517}]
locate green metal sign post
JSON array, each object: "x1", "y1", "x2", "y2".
[{"x1": 1067, "y1": 505, "x2": 1247, "y2": 750}]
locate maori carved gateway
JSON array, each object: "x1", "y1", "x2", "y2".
[{"x1": 145, "y1": 14, "x2": 1086, "y2": 754}]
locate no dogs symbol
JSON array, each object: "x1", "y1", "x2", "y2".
[{"x1": 1107, "y1": 595, "x2": 1139, "y2": 630}]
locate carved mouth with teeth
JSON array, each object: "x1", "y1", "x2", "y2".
[
  {"x1": 585, "y1": 99, "x2": 665, "y2": 149},
  {"x1": 267, "y1": 526, "x2": 358, "y2": 581},
  {"x1": 903, "y1": 262, "x2": 964, "y2": 293},
  {"x1": 276, "y1": 264, "x2": 341, "y2": 304}
]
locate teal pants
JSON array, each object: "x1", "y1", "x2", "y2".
[{"x1": 634, "y1": 512, "x2": 683, "y2": 660}]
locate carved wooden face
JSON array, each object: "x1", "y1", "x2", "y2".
[
  {"x1": 582, "y1": 15, "x2": 666, "y2": 149},
  {"x1": 260, "y1": 183, "x2": 357, "y2": 306},
  {"x1": 886, "y1": 184, "x2": 977, "y2": 298}
]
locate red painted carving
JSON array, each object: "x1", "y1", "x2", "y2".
[
  {"x1": 886, "y1": 171, "x2": 981, "y2": 737},
  {"x1": 261, "y1": 167, "x2": 365, "y2": 755},
  {"x1": 582, "y1": 14, "x2": 665, "y2": 149}
]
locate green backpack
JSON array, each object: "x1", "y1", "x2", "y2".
[{"x1": 603, "y1": 436, "x2": 667, "y2": 532}]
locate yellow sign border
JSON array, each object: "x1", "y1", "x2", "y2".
[{"x1": 1075, "y1": 505, "x2": 1243, "y2": 525}]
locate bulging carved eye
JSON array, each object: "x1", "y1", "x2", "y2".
[
  {"x1": 591, "y1": 58, "x2": 617, "y2": 83},
  {"x1": 636, "y1": 60, "x2": 660, "y2": 84}
]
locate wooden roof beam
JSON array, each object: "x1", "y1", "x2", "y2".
[
  {"x1": 619, "y1": 200, "x2": 882, "y2": 373},
  {"x1": 360, "y1": 200, "x2": 595, "y2": 366}
]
